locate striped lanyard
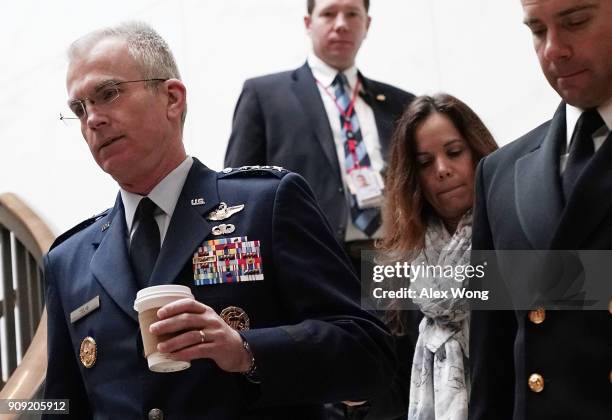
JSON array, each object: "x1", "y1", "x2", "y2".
[{"x1": 316, "y1": 76, "x2": 363, "y2": 170}]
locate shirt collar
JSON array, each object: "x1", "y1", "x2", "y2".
[
  {"x1": 121, "y1": 156, "x2": 194, "y2": 232},
  {"x1": 307, "y1": 51, "x2": 359, "y2": 90},
  {"x1": 597, "y1": 97, "x2": 612, "y2": 131},
  {"x1": 565, "y1": 98, "x2": 612, "y2": 149}
]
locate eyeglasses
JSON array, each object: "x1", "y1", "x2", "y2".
[{"x1": 59, "y1": 78, "x2": 168, "y2": 123}]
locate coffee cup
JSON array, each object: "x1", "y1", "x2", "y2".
[{"x1": 133, "y1": 284, "x2": 194, "y2": 373}]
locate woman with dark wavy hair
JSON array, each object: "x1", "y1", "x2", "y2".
[{"x1": 375, "y1": 93, "x2": 497, "y2": 420}]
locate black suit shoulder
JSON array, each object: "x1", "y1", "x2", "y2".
[
  {"x1": 482, "y1": 119, "x2": 552, "y2": 168},
  {"x1": 243, "y1": 69, "x2": 295, "y2": 86},
  {"x1": 363, "y1": 77, "x2": 414, "y2": 100},
  {"x1": 240, "y1": 68, "x2": 298, "y2": 100}
]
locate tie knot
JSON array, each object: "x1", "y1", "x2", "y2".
[
  {"x1": 333, "y1": 72, "x2": 349, "y2": 89},
  {"x1": 576, "y1": 109, "x2": 605, "y2": 138},
  {"x1": 136, "y1": 197, "x2": 158, "y2": 219}
]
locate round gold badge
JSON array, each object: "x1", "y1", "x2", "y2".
[
  {"x1": 80, "y1": 336, "x2": 97, "y2": 368},
  {"x1": 220, "y1": 306, "x2": 250, "y2": 331}
]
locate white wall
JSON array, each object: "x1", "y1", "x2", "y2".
[{"x1": 0, "y1": 0, "x2": 560, "y2": 235}]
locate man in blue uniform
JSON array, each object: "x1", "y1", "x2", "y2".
[{"x1": 43, "y1": 21, "x2": 394, "y2": 419}]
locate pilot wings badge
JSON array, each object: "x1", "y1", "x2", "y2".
[{"x1": 207, "y1": 202, "x2": 245, "y2": 221}]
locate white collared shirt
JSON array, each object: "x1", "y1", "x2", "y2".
[
  {"x1": 307, "y1": 52, "x2": 383, "y2": 241},
  {"x1": 561, "y1": 99, "x2": 612, "y2": 173},
  {"x1": 121, "y1": 156, "x2": 194, "y2": 246}
]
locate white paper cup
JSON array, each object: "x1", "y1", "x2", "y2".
[{"x1": 133, "y1": 285, "x2": 194, "y2": 373}]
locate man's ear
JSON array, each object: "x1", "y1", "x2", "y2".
[
  {"x1": 164, "y1": 79, "x2": 186, "y2": 122},
  {"x1": 304, "y1": 15, "x2": 312, "y2": 33}
]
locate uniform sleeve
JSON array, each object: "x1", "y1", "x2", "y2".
[
  {"x1": 241, "y1": 172, "x2": 396, "y2": 406},
  {"x1": 468, "y1": 158, "x2": 516, "y2": 420},
  {"x1": 224, "y1": 80, "x2": 267, "y2": 167},
  {"x1": 362, "y1": 333, "x2": 414, "y2": 420},
  {"x1": 42, "y1": 254, "x2": 92, "y2": 419}
]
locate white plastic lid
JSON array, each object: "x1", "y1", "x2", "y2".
[{"x1": 133, "y1": 285, "x2": 194, "y2": 312}]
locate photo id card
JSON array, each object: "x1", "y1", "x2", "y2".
[{"x1": 348, "y1": 167, "x2": 384, "y2": 209}]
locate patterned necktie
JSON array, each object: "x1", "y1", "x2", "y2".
[
  {"x1": 562, "y1": 109, "x2": 604, "y2": 200},
  {"x1": 333, "y1": 72, "x2": 381, "y2": 236},
  {"x1": 129, "y1": 197, "x2": 160, "y2": 289}
]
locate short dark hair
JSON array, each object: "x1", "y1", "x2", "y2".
[{"x1": 307, "y1": 0, "x2": 370, "y2": 14}]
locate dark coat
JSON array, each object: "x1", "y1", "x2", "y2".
[
  {"x1": 43, "y1": 159, "x2": 396, "y2": 419},
  {"x1": 469, "y1": 103, "x2": 612, "y2": 420},
  {"x1": 224, "y1": 63, "x2": 414, "y2": 243}
]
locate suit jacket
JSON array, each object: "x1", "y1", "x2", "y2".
[
  {"x1": 224, "y1": 63, "x2": 415, "y2": 243},
  {"x1": 43, "y1": 159, "x2": 396, "y2": 419},
  {"x1": 469, "y1": 103, "x2": 612, "y2": 420}
]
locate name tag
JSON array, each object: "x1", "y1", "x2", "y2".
[{"x1": 70, "y1": 296, "x2": 100, "y2": 323}]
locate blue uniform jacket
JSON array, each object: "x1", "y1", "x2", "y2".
[{"x1": 43, "y1": 159, "x2": 395, "y2": 419}]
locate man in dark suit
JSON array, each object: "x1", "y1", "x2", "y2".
[
  {"x1": 469, "y1": 1, "x2": 612, "y2": 419},
  {"x1": 224, "y1": 0, "x2": 414, "y2": 269},
  {"x1": 43, "y1": 21, "x2": 395, "y2": 419}
]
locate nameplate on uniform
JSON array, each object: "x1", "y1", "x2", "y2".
[
  {"x1": 70, "y1": 295, "x2": 100, "y2": 323},
  {"x1": 192, "y1": 236, "x2": 264, "y2": 285}
]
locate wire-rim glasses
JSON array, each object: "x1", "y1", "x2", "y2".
[{"x1": 59, "y1": 78, "x2": 168, "y2": 123}]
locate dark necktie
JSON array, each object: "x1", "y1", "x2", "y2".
[
  {"x1": 129, "y1": 197, "x2": 160, "y2": 288},
  {"x1": 334, "y1": 73, "x2": 381, "y2": 236},
  {"x1": 562, "y1": 109, "x2": 604, "y2": 200}
]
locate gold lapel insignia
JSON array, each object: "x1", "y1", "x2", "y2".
[
  {"x1": 220, "y1": 306, "x2": 250, "y2": 331},
  {"x1": 376, "y1": 94, "x2": 386, "y2": 102},
  {"x1": 191, "y1": 198, "x2": 205, "y2": 206},
  {"x1": 212, "y1": 223, "x2": 236, "y2": 236},
  {"x1": 80, "y1": 336, "x2": 97, "y2": 368},
  {"x1": 207, "y1": 202, "x2": 245, "y2": 221}
]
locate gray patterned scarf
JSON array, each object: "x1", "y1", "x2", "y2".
[{"x1": 407, "y1": 211, "x2": 472, "y2": 420}]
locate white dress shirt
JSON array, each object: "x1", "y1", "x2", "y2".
[
  {"x1": 121, "y1": 156, "x2": 194, "y2": 246},
  {"x1": 307, "y1": 52, "x2": 383, "y2": 241}
]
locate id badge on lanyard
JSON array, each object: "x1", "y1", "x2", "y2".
[{"x1": 317, "y1": 76, "x2": 385, "y2": 209}]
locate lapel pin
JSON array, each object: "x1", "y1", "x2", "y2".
[
  {"x1": 101, "y1": 222, "x2": 111, "y2": 231},
  {"x1": 207, "y1": 202, "x2": 245, "y2": 221},
  {"x1": 191, "y1": 198, "x2": 205, "y2": 206},
  {"x1": 212, "y1": 223, "x2": 236, "y2": 236},
  {"x1": 376, "y1": 94, "x2": 386, "y2": 102}
]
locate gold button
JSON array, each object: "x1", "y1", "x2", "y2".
[
  {"x1": 528, "y1": 373, "x2": 544, "y2": 393},
  {"x1": 148, "y1": 408, "x2": 163, "y2": 420},
  {"x1": 529, "y1": 308, "x2": 546, "y2": 324}
]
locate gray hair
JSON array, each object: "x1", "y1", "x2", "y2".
[{"x1": 68, "y1": 21, "x2": 187, "y2": 125}]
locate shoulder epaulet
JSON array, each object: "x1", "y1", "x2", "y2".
[
  {"x1": 50, "y1": 208, "x2": 111, "y2": 251},
  {"x1": 219, "y1": 165, "x2": 289, "y2": 179}
]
